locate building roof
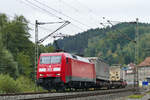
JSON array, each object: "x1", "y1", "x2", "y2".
[{"x1": 138, "y1": 57, "x2": 150, "y2": 67}]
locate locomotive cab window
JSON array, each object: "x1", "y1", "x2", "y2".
[{"x1": 40, "y1": 56, "x2": 61, "y2": 64}]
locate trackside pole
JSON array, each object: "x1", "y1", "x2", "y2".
[{"x1": 34, "y1": 20, "x2": 38, "y2": 92}]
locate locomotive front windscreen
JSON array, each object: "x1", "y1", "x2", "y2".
[{"x1": 40, "y1": 56, "x2": 61, "y2": 64}]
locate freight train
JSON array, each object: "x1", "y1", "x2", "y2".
[{"x1": 36, "y1": 52, "x2": 127, "y2": 90}]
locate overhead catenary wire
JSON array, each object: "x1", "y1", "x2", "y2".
[
  {"x1": 74, "y1": 0, "x2": 102, "y2": 19},
  {"x1": 24, "y1": 0, "x2": 64, "y2": 21},
  {"x1": 18, "y1": 0, "x2": 121, "y2": 37},
  {"x1": 72, "y1": 0, "x2": 106, "y2": 27},
  {"x1": 15, "y1": 0, "x2": 89, "y2": 44},
  {"x1": 31, "y1": 0, "x2": 91, "y2": 28},
  {"x1": 17, "y1": 0, "x2": 68, "y2": 33},
  {"x1": 19, "y1": 0, "x2": 89, "y2": 33},
  {"x1": 22, "y1": 0, "x2": 77, "y2": 37},
  {"x1": 75, "y1": 0, "x2": 94, "y2": 14},
  {"x1": 53, "y1": 0, "x2": 100, "y2": 29},
  {"x1": 18, "y1": 0, "x2": 63, "y2": 22},
  {"x1": 38, "y1": 21, "x2": 70, "y2": 44},
  {"x1": 59, "y1": 0, "x2": 100, "y2": 27},
  {"x1": 60, "y1": 0, "x2": 79, "y2": 12}
]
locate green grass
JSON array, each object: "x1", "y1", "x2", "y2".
[
  {"x1": 146, "y1": 91, "x2": 150, "y2": 94},
  {"x1": 128, "y1": 94, "x2": 144, "y2": 99}
]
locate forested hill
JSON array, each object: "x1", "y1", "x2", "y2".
[
  {"x1": 55, "y1": 22, "x2": 150, "y2": 65},
  {"x1": 56, "y1": 28, "x2": 107, "y2": 54}
]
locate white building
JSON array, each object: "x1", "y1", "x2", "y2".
[{"x1": 124, "y1": 63, "x2": 135, "y2": 85}]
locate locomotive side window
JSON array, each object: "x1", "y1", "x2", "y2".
[
  {"x1": 72, "y1": 55, "x2": 77, "y2": 59},
  {"x1": 40, "y1": 56, "x2": 61, "y2": 64},
  {"x1": 66, "y1": 58, "x2": 69, "y2": 64}
]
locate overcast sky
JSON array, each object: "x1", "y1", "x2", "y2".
[{"x1": 0, "y1": 0, "x2": 150, "y2": 45}]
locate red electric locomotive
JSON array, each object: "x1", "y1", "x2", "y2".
[{"x1": 37, "y1": 52, "x2": 96, "y2": 90}]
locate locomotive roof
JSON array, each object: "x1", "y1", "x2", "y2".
[
  {"x1": 86, "y1": 57, "x2": 109, "y2": 65},
  {"x1": 40, "y1": 52, "x2": 90, "y2": 63}
]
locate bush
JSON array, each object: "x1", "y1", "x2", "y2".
[
  {"x1": 16, "y1": 76, "x2": 45, "y2": 92},
  {"x1": 0, "y1": 74, "x2": 21, "y2": 93},
  {"x1": 0, "y1": 74, "x2": 45, "y2": 93},
  {"x1": 16, "y1": 76, "x2": 36, "y2": 92}
]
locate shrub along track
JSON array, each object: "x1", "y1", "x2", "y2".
[{"x1": 0, "y1": 88, "x2": 134, "y2": 100}]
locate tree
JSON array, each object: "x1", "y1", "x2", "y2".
[
  {"x1": 0, "y1": 14, "x2": 18, "y2": 78},
  {"x1": 16, "y1": 52, "x2": 31, "y2": 77}
]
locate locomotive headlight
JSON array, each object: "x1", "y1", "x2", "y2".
[
  {"x1": 56, "y1": 74, "x2": 60, "y2": 75},
  {"x1": 53, "y1": 68, "x2": 61, "y2": 71},
  {"x1": 39, "y1": 68, "x2": 46, "y2": 72},
  {"x1": 40, "y1": 74, "x2": 44, "y2": 76}
]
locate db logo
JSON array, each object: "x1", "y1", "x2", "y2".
[{"x1": 47, "y1": 68, "x2": 52, "y2": 72}]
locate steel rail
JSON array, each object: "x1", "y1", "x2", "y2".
[
  {"x1": 0, "y1": 88, "x2": 134, "y2": 100},
  {"x1": 25, "y1": 88, "x2": 134, "y2": 100}
]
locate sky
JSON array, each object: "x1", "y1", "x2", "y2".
[{"x1": 0, "y1": 0, "x2": 150, "y2": 45}]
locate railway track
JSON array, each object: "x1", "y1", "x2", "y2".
[{"x1": 0, "y1": 88, "x2": 134, "y2": 100}]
